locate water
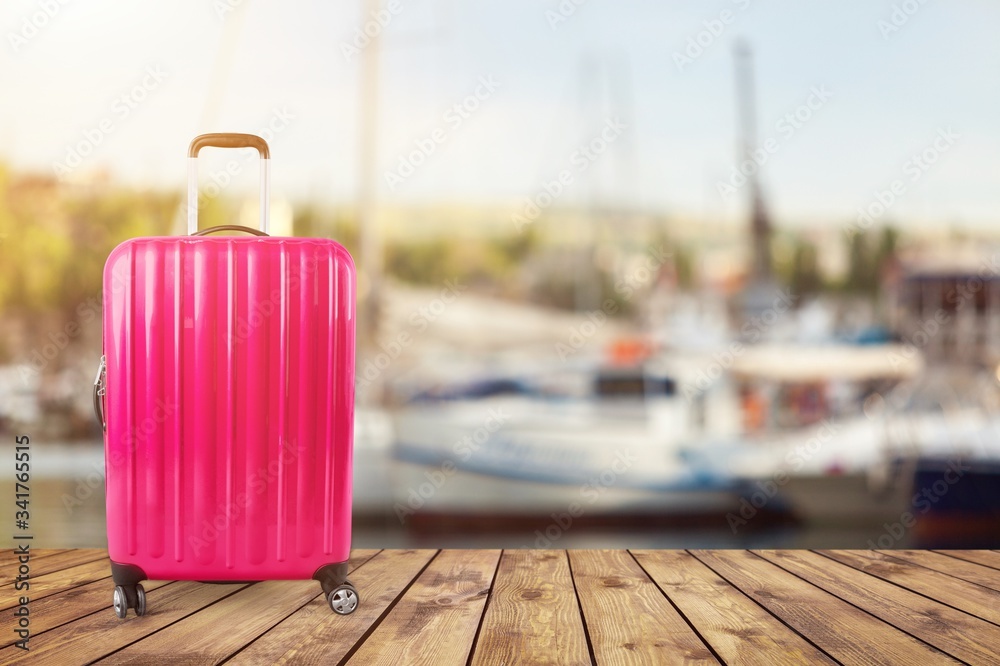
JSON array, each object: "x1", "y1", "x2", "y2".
[
  {"x1": 2, "y1": 440, "x2": 972, "y2": 551},
  {"x1": 0, "y1": 479, "x2": 904, "y2": 551}
]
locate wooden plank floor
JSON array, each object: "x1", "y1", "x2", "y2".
[{"x1": 2, "y1": 550, "x2": 999, "y2": 665}]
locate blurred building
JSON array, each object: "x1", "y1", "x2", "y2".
[{"x1": 887, "y1": 245, "x2": 1000, "y2": 367}]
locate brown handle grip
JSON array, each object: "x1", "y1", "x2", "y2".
[
  {"x1": 192, "y1": 225, "x2": 269, "y2": 237},
  {"x1": 188, "y1": 133, "x2": 270, "y2": 159}
]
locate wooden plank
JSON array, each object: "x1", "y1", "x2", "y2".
[
  {"x1": 692, "y1": 550, "x2": 960, "y2": 665},
  {"x1": 932, "y1": 549, "x2": 1000, "y2": 570},
  {"x1": 230, "y1": 549, "x2": 437, "y2": 665},
  {"x1": 101, "y1": 582, "x2": 318, "y2": 663},
  {"x1": 882, "y1": 550, "x2": 1000, "y2": 592},
  {"x1": 821, "y1": 550, "x2": 1000, "y2": 625},
  {"x1": 470, "y1": 550, "x2": 591, "y2": 666},
  {"x1": 0, "y1": 558, "x2": 111, "y2": 610},
  {"x1": 0, "y1": 549, "x2": 70, "y2": 582},
  {"x1": 345, "y1": 549, "x2": 501, "y2": 666},
  {"x1": 634, "y1": 550, "x2": 835, "y2": 665},
  {"x1": 570, "y1": 549, "x2": 717, "y2": 665},
  {"x1": 97, "y1": 549, "x2": 379, "y2": 665},
  {"x1": 1, "y1": 578, "x2": 174, "y2": 646},
  {"x1": 3, "y1": 549, "x2": 994, "y2": 664},
  {"x1": 0, "y1": 549, "x2": 107, "y2": 586},
  {"x1": 757, "y1": 550, "x2": 1000, "y2": 665},
  {"x1": 0, "y1": 581, "x2": 247, "y2": 665}
]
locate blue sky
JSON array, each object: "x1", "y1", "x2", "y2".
[{"x1": 0, "y1": 0, "x2": 998, "y2": 228}]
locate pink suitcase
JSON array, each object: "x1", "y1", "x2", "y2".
[{"x1": 94, "y1": 133, "x2": 358, "y2": 618}]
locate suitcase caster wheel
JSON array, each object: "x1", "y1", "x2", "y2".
[
  {"x1": 114, "y1": 584, "x2": 146, "y2": 618},
  {"x1": 328, "y1": 584, "x2": 358, "y2": 615},
  {"x1": 113, "y1": 586, "x2": 128, "y2": 619},
  {"x1": 135, "y1": 584, "x2": 147, "y2": 617}
]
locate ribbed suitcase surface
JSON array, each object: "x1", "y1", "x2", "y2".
[{"x1": 102, "y1": 236, "x2": 355, "y2": 580}]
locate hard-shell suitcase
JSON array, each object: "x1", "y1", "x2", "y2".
[{"x1": 94, "y1": 133, "x2": 358, "y2": 618}]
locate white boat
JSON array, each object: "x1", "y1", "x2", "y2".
[
  {"x1": 389, "y1": 342, "x2": 926, "y2": 529},
  {"x1": 728, "y1": 363, "x2": 1000, "y2": 534},
  {"x1": 390, "y1": 360, "x2": 746, "y2": 524}
]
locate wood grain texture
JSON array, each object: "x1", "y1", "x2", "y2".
[
  {"x1": 95, "y1": 549, "x2": 378, "y2": 665},
  {"x1": 633, "y1": 550, "x2": 835, "y2": 666},
  {"x1": 757, "y1": 550, "x2": 1000, "y2": 665},
  {"x1": 97, "y1": 581, "x2": 323, "y2": 664},
  {"x1": 570, "y1": 549, "x2": 718, "y2": 665},
  {"x1": 880, "y1": 549, "x2": 1000, "y2": 592},
  {"x1": 0, "y1": 549, "x2": 69, "y2": 584},
  {"x1": 821, "y1": 550, "x2": 1000, "y2": 625},
  {"x1": 0, "y1": 549, "x2": 106, "y2": 587},
  {"x1": 933, "y1": 549, "x2": 1000, "y2": 570},
  {"x1": 5, "y1": 548, "x2": 1000, "y2": 665},
  {"x1": 345, "y1": 549, "x2": 501, "y2": 666},
  {"x1": 0, "y1": 581, "x2": 247, "y2": 665},
  {"x1": 470, "y1": 550, "x2": 591, "y2": 666},
  {"x1": 0, "y1": 558, "x2": 111, "y2": 610},
  {"x1": 692, "y1": 550, "x2": 960, "y2": 665},
  {"x1": 1, "y1": 578, "x2": 173, "y2": 645},
  {"x1": 230, "y1": 549, "x2": 437, "y2": 665}
]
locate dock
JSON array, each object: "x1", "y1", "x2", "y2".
[{"x1": 3, "y1": 548, "x2": 1000, "y2": 664}]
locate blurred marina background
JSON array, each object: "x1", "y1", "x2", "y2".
[{"x1": 2, "y1": 1, "x2": 1000, "y2": 549}]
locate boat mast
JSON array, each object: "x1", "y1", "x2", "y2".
[
  {"x1": 358, "y1": 0, "x2": 383, "y2": 344},
  {"x1": 734, "y1": 40, "x2": 772, "y2": 285},
  {"x1": 576, "y1": 55, "x2": 602, "y2": 313}
]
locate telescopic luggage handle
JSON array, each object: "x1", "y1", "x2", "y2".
[{"x1": 186, "y1": 133, "x2": 270, "y2": 236}]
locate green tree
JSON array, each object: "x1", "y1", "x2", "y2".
[
  {"x1": 844, "y1": 229, "x2": 877, "y2": 295},
  {"x1": 790, "y1": 240, "x2": 822, "y2": 295}
]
